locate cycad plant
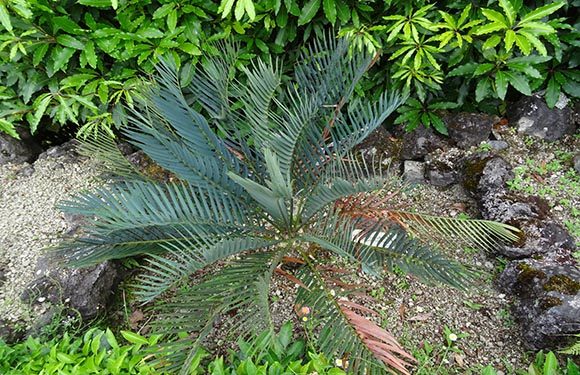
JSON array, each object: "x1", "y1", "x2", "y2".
[{"x1": 55, "y1": 38, "x2": 520, "y2": 374}]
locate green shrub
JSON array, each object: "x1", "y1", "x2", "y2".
[
  {"x1": 482, "y1": 351, "x2": 579, "y2": 375},
  {"x1": 2, "y1": 0, "x2": 576, "y2": 140},
  {"x1": 344, "y1": 0, "x2": 579, "y2": 134},
  {"x1": 53, "y1": 38, "x2": 520, "y2": 373},
  {"x1": 0, "y1": 0, "x2": 380, "y2": 139},
  {"x1": 0, "y1": 328, "x2": 162, "y2": 374}
]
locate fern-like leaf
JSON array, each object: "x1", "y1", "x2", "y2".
[
  {"x1": 78, "y1": 132, "x2": 144, "y2": 179},
  {"x1": 385, "y1": 211, "x2": 521, "y2": 252},
  {"x1": 54, "y1": 181, "x2": 259, "y2": 265},
  {"x1": 559, "y1": 334, "x2": 580, "y2": 355},
  {"x1": 152, "y1": 252, "x2": 279, "y2": 373},
  {"x1": 135, "y1": 235, "x2": 280, "y2": 303}
]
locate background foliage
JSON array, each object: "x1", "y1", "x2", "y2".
[{"x1": 0, "y1": 0, "x2": 577, "y2": 140}]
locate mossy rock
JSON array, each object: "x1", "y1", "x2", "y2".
[
  {"x1": 539, "y1": 296, "x2": 563, "y2": 310},
  {"x1": 461, "y1": 153, "x2": 493, "y2": 194},
  {"x1": 543, "y1": 275, "x2": 580, "y2": 295},
  {"x1": 516, "y1": 262, "x2": 547, "y2": 285}
]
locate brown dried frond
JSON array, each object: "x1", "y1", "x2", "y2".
[{"x1": 338, "y1": 300, "x2": 415, "y2": 374}]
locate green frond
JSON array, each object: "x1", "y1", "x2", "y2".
[
  {"x1": 304, "y1": 212, "x2": 474, "y2": 288},
  {"x1": 301, "y1": 176, "x2": 389, "y2": 222},
  {"x1": 228, "y1": 149, "x2": 293, "y2": 226},
  {"x1": 238, "y1": 58, "x2": 282, "y2": 150},
  {"x1": 320, "y1": 151, "x2": 400, "y2": 183},
  {"x1": 153, "y1": 59, "x2": 236, "y2": 166},
  {"x1": 152, "y1": 252, "x2": 280, "y2": 373},
  {"x1": 78, "y1": 131, "x2": 144, "y2": 180},
  {"x1": 294, "y1": 35, "x2": 371, "y2": 104},
  {"x1": 354, "y1": 224, "x2": 477, "y2": 289},
  {"x1": 301, "y1": 218, "x2": 361, "y2": 265},
  {"x1": 187, "y1": 42, "x2": 239, "y2": 121},
  {"x1": 559, "y1": 335, "x2": 580, "y2": 355},
  {"x1": 54, "y1": 181, "x2": 258, "y2": 265},
  {"x1": 290, "y1": 88, "x2": 403, "y2": 190},
  {"x1": 125, "y1": 60, "x2": 246, "y2": 194},
  {"x1": 135, "y1": 235, "x2": 280, "y2": 303},
  {"x1": 267, "y1": 36, "x2": 380, "y2": 186},
  {"x1": 295, "y1": 264, "x2": 413, "y2": 374},
  {"x1": 332, "y1": 91, "x2": 406, "y2": 158},
  {"x1": 388, "y1": 211, "x2": 521, "y2": 252}
]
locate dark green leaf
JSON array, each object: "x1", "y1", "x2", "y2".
[
  {"x1": 481, "y1": 9, "x2": 508, "y2": 27},
  {"x1": 474, "y1": 22, "x2": 506, "y2": 35},
  {"x1": 498, "y1": 0, "x2": 516, "y2": 26},
  {"x1": 323, "y1": 0, "x2": 336, "y2": 24},
  {"x1": 136, "y1": 27, "x2": 164, "y2": 38},
  {"x1": 476, "y1": 78, "x2": 491, "y2": 102},
  {"x1": 167, "y1": 10, "x2": 178, "y2": 32},
  {"x1": 482, "y1": 35, "x2": 501, "y2": 49},
  {"x1": 429, "y1": 101, "x2": 458, "y2": 110},
  {"x1": 495, "y1": 70, "x2": 508, "y2": 100},
  {"x1": 30, "y1": 94, "x2": 52, "y2": 134},
  {"x1": 428, "y1": 113, "x2": 448, "y2": 135},
  {"x1": 505, "y1": 72, "x2": 531, "y2": 96},
  {"x1": 52, "y1": 47, "x2": 76, "y2": 71},
  {"x1": 447, "y1": 63, "x2": 478, "y2": 77},
  {"x1": 545, "y1": 77, "x2": 560, "y2": 108},
  {"x1": 335, "y1": 0, "x2": 350, "y2": 23},
  {"x1": 57, "y1": 35, "x2": 84, "y2": 50},
  {"x1": 78, "y1": 0, "x2": 113, "y2": 7},
  {"x1": 0, "y1": 4, "x2": 12, "y2": 32},
  {"x1": 52, "y1": 17, "x2": 83, "y2": 34},
  {"x1": 0, "y1": 119, "x2": 19, "y2": 138},
  {"x1": 298, "y1": 0, "x2": 320, "y2": 26},
  {"x1": 474, "y1": 63, "x2": 495, "y2": 76},
  {"x1": 562, "y1": 81, "x2": 580, "y2": 98},
  {"x1": 520, "y1": 1, "x2": 566, "y2": 24},
  {"x1": 33, "y1": 44, "x2": 49, "y2": 66},
  {"x1": 153, "y1": 3, "x2": 175, "y2": 19},
  {"x1": 84, "y1": 41, "x2": 97, "y2": 69}
]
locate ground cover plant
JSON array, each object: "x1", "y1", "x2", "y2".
[
  {"x1": 52, "y1": 37, "x2": 522, "y2": 374},
  {"x1": 483, "y1": 351, "x2": 580, "y2": 375},
  {"x1": 0, "y1": 0, "x2": 577, "y2": 140},
  {"x1": 3, "y1": 322, "x2": 575, "y2": 374},
  {"x1": 0, "y1": 323, "x2": 347, "y2": 374}
]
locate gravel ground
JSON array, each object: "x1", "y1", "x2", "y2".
[{"x1": 0, "y1": 152, "x2": 100, "y2": 325}]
